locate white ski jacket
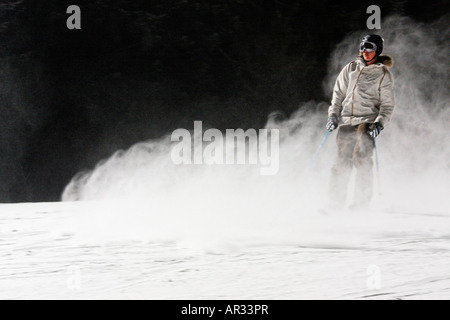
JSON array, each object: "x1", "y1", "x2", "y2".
[{"x1": 328, "y1": 55, "x2": 395, "y2": 127}]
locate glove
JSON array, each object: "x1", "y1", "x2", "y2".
[
  {"x1": 326, "y1": 116, "x2": 338, "y2": 132},
  {"x1": 367, "y1": 122, "x2": 384, "y2": 139}
]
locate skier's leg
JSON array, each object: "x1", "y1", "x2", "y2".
[
  {"x1": 328, "y1": 125, "x2": 357, "y2": 208},
  {"x1": 352, "y1": 124, "x2": 374, "y2": 208}
]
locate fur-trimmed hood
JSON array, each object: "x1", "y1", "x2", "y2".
[
  {"x1": 377, "y1": 55, "x2": 394, "y2": 68},
  {"x1": 357, "y1": 54, "x2": 394, "y2": 68}
]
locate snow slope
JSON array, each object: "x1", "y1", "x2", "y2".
[{"x1": 1, "y1": 201, "x2": 449, "y2": 300}]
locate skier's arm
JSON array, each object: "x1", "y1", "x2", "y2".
[
  {"x1": 328, "y1": 65, "x2": 349, "y2": 119},
  {"x1": 375, "y1": 70, "x2": 395, "y2": 127}
]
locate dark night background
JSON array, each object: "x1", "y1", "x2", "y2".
[{"x1": 0, "y1": 0, "x2": 448, "y2": 202}]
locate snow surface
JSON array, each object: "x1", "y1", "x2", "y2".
[{"x1": 1, "y1": 201, "x2": 449, "y2": 300}]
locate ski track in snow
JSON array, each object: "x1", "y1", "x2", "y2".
[{"x1": 0, "y1": 202, "x2": 449, "y2": 300}]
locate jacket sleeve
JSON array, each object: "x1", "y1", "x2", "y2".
[
  {"x1": 375, "y1": 70, "x2": 395, "y2": 127},
  {"x1": 328, "y1": 64, "x2": 350, "y2": 119}
]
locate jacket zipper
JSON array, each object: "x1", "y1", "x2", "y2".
[{"x1": 351, "y1": 67, "x2": 365, "y2": 124}]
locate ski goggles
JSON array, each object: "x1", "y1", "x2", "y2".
[{"x1": 360, "y1": 41, "x2": 377, "y2": 53}]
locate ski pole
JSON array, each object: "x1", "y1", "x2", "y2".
[
  {"x1": 373, "y1": 137, "x2": 381, "y2": 195},
  {"x1": 309, "y1": 130, "x2": 331, "y2": 167}
]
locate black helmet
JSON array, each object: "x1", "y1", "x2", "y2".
[{"x1": 360, "y1": 34, "x2": 384, "y2": 56}]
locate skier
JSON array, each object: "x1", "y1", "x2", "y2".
[{"x1": 326, "y1": 34, "x2": 395, "y2": 210}]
